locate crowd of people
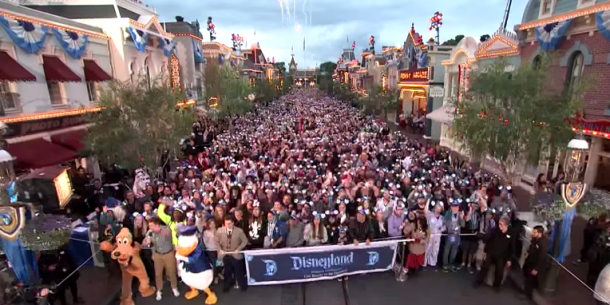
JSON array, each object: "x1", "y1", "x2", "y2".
[{"x1": 56, "y1": 89, "x2": 561, "y2": 304}]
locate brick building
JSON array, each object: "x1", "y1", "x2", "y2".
[{"x1": 516, "y1": 0, "x2": 610, "y2": 190}]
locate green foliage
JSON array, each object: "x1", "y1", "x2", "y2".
[
  {"x1": 442, "y1": 34, "x2": 465, "y2": 46},
  {"x1": 215, "y1": 65, "x2": 254, "y2": 118},
  {"x1": 452, "y1": 56, "x2": 585, "y2": 179},
  {"x1": 356, "y1": 85, "x2": 400, "y2": 115},
  {"x1": 319, "y1": 61, "x2": 337, "y2": 76},
  {"x1": 274, "y1": 62, "x2": 287, "y2": 74},
  {"x1": 254, "y1": 78, "x2": 282, "y2": 103},
  {"x1": 84, "y1": 77, "x2": 193, "y2": 172},
  {"x1": 282, "y1": 76, "x2": 294, "y2": 94}
]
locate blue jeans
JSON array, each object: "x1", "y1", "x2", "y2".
[{"x1": 443, "y1": 235, "x2": 460, "y2": 267}]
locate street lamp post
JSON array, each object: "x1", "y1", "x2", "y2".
[
  {"x1": 429, "y1": 12, "x2": 443, "y2": 45},
  {"x1": 543, "y1": 134, "x2": 589, "y2": 293}
]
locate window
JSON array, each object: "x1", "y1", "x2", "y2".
[
  {"x1": 144, "y1": 57, "x2": 151, "y2": 88},
  {"x1": 47, "y1": 82, "x2": 64, "y2": 105},
  {"x1": 86, "y1": 82, "x2": 97, "y2": 102},
  {"x1": 0, "y1": 82, "x2": 19, "y2": 112},
  {"x1": 567, "y1": 52, "x2": 584, "y2": 87},
  {"x1": 542, "y1": 0, "x2": 552, "y2": 14}
]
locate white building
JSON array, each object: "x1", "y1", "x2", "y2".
[{"x1": 0, "y1": 1, "x2": 112, "y2": 170}]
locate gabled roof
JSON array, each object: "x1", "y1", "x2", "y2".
[
  {"x1": 475, "y1": 27, "x2": 519, "y2": 59},
  {"x1": 341, "y1": 49, "x2": 356, "y2": 61},
  {"x1": 289, "y1": 55, "x2": 297, "y2": 68},
  {"x1": 129, "y1": 15, "x2": 173, "y2": 38},
  {"x1": 405, "y1": 23, "x2": 425, "y2": 49}
]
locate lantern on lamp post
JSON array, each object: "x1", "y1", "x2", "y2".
[{"x1": 542, "y1": 134, "x2": 589, "y2": 293}]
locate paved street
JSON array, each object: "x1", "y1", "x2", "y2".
[{"x1": 128, "y1": 270, "x2": 531, "y2": 305}]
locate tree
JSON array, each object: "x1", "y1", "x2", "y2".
[
  {"x1": 319, "y1": 61, "x2": 337, "y2": 76},
  {"x1": 442, "y1": 34, "x2": 465, "y2": 46},
  {"x1": 84, "y1": 77, "x2": 193, "y2": 173},
  {"x1": 282, "y1": 76, "x2": 294, "y2": 94},
  {"x1": 215, "y1": 65, "x2": 254, "y2": 118},
  {"x1": 204, "y1": 63, "x2": 254, "y2": 118},
  {"x1": 274, "y1": 62, "x2": 287, "y2": 75},
  {"x1": 451, "y1": 56, "x2": 584, "y2": 182}
]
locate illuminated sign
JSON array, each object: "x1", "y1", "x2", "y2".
[
  {"x1": 399, "y1": 67, "x2": 432, "y2": 82},
  {"x1": 54, "y1": 169, "x2": 73, "y2": 208},
  {"x1": 170, "y1": 53, "x2": 182, "y2": 90}
]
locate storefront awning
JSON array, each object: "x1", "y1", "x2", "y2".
[
  {"x1": 51, "y1": 129, "x2": 87, "y2": 151},
  {"x1": 43, "y1": 55, "x2": 81, "y2": 82},
  {"x1": 7, "y1": 138, "x2": 78, "y2": 169},
  {"x1": 0, "y1": 51, "x2": 36, "y2": 82},
  {"x1": 427, "y1": 104, "x2": 455, "y2": 125},
  {"x1": 83, "y1": 59, "x2": 112, "y2": 82}
]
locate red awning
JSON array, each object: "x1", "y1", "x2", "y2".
[
  {"x1": 0, "y1": 51, "x2": 36, "y2": 82},
  {"x1": 43, "y1": 55, "x2": 81, "y2": 82},
  {"x1": 7, "y1": 138, "x2": 78, "y2": 169},
  {"x1": 84, "y1": 59, "x2": 112, "y2": 82},
  {"x1": 51, "y1": 129, "x2": 87, "y2": 151}
]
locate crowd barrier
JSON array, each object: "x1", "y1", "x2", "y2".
[{"x1": 242, "y1": 240, "x2": 401, "y2": 285}]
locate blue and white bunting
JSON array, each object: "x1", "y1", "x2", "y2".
[
  {"x1": 52, "y1": 28, "x2": 88, "y2": 59},
  {"x1": 596, "y1": 10, "x2": 610, "y2": 41},
  {"x1": 193, "y1": 39, "x2": 205, "y2": 63},
  {"x1": 127, "y1": 27, "x2": 149, "y2": 52},
  {"x1": 158, "y1": 37, "x2": 176, "y2": 57},
  {"x1": 417, "y1": 50, "x2": 428, "y2": 68},
  {"x1": 535, "y1": 19, "x2": 572, "y2": 51},
  {"x1": 0, "y1": 15, "x2": 48, "y2": 54}
]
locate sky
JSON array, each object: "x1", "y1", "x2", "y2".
[{"x1": 147, "y1": 0, "x2": 529, "y2": 68}]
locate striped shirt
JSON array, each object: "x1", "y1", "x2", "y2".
[{"x1": 151, "y1": 226, "x2": 173, "y2": 254}]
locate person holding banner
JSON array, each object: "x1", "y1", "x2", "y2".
[{"x1": 216, "y1": 216, "x2": 249, "y2": 293}]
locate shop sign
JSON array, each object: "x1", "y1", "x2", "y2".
[
  {"x1": 5, "y1": 115, "x2": 88, "y2": 137},
  {"x1": 429, "y1": 86, "x2": 444, "y2": 98},
  {"x1": 399, "y1": 67, "x2": 431, "y2": 82},
  {"x1": 170, "y1": 53, "x2": 182, "y2": 90},
  {"x1": 572, "y1": 119, "x2": 610, "y2": 134}
]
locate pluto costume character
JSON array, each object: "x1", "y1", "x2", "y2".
[
  {"x1": 175, "y1": 225, "x2": 217, "y2": 304},
  {"x1": 100, "y1": 228, "x2": 155, "y2": 305}
]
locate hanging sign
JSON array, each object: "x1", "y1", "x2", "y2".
[
  {"x1": 170, "y1": 53, "x2": 182, "y2": 90},
  {"x1": 429, "y1": 86, "x2": 444, "y2": 98},
  {"x1": 399, "y1": 67, "x2": 431, "y2": 82}
]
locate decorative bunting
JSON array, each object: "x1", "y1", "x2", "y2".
[
  {"x1": 158, "y1": 37, "x2": 176, "y2": 57},
  {"x1": 126, "y1": 27, "x2": 149, "y2": 52},
  {"x1": 417, "y1": 50, "x2": 428, "y2": 68},
  {"x1": 193, "y1": 39, "x2": 205, "y2": 63},
  {"x1": 596, "y1": 10, "x2": 610, "y2": 41},
  {"x1": 51, "y1": 28, "x2": 88, "y2": 59},
  {"x1": 0, "y1": 15, "x2": 48, "y2": 54},
  {"x1": 535, "y1": 19, "x2": 572, "y2": 51}
]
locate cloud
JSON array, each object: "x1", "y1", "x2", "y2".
[{"x1": 147, "y1": 0, "x2": 529, "y2": 66}]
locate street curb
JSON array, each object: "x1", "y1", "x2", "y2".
[{"x1": 506, "y1": 269, "x2": 553, "y2": 305}]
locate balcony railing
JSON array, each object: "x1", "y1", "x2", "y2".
[{"x1": 0, "y1": 92, "x2": 20, "y2": 116}]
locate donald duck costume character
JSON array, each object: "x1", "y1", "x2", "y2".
[{"x1": 175, "y1": 225, "x2": 217, "y2": 304}]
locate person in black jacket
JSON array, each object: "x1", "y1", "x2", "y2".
[
  {"x1": 523, "y1": 226, "x2": 547, "y2": 300},
  {"x1": 474, "y1": 216, "x2": 514, "y2": 291},
  {"x1": 349, "y1": 207, "x2": 374, "y2": 245}
]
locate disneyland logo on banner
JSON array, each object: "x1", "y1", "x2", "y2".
[
  {"x1": 290, "y1": 252, "x2": 355, "y2": 270},
  {"x1": 244, "y1": 240, "x2": 398, "y2": 285}
]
